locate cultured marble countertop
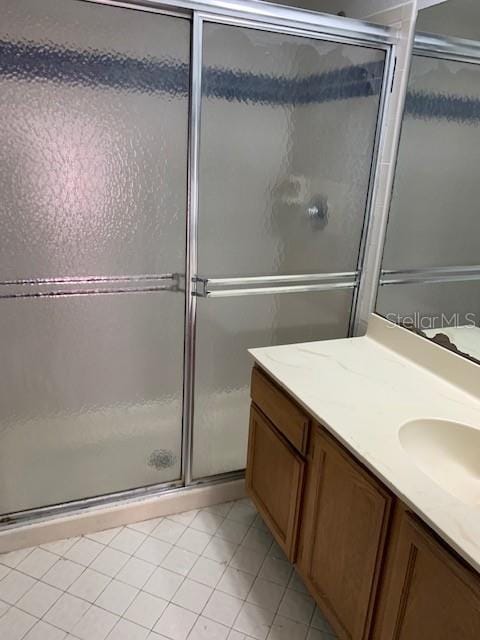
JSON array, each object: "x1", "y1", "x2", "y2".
[{"x1": 249, "y1": 314, "x2": 480, "y2": 572}]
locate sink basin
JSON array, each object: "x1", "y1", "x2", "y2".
[{"x1": 399, "y1": 419, "x2": 480, "y2": 505}]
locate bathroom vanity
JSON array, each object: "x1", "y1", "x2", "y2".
[{"x1": 246, "y1": 315, "x2": 480, "y2": 640}]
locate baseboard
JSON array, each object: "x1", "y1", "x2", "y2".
[{"x1": 0, "y1": 479, "x2": 246, "y2": 553}]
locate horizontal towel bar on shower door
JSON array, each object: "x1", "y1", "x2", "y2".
[
  {"x1": 193, "y1": 272, "x2": 359, "y2": 297},
  {"x1": 0, "y1": 273, "x2": 183, "y2": 299}
]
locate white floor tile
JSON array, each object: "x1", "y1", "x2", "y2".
[
  {"x1": 227, "y1": 502, "x2": 257, "y2": 528},
  {"x1": 116, "y1": 557, "x2": 156, "y2": 589},
  {"x1": 230, "y1": 547, "x2": 266, "y2": 575},
  {"x1": 202, "y1": 502, "x2": 234, "y2": 518},
  {"x1": 188, "y1": 557, "x2": 225, "y2": 588},
  {"x1": 215, "y1": 520, "x2": 249, "y2": 545},
  {"x1": 150, "y1": 519, "x2": 186, "y2": 544},
  {"x1": 252, "y1": 514, "x2": 269, "y2": 533},
  {"x1": 72, "y1": 604, "x2": 118, "y2": 640},
  {"x1": 246, "y1": 577, "x2": 285, "y2": 612},
  {"x1": 288, "y1": 571, "x2": 308, "y2": 594},
  {"x1": 189, "y1": 615, "x2": 230, "y2": 640},
  {"x1": 143, "y1": 566, "x2": 184, "y2": 600},
  {"x1": 227, "y1": 630, "x2": 247, "y2": 640},
  {"x1": 310, "y1": 608, "x2": 335, "y2": 635},
  {"x1": 216, "y1": 567, "x2": 255, "y2": 600},
  {"x1": 172, "y1": 578, "x2": 212, "y2": 614},
  {"x1": 153, "y1": 602, "x2": 197, "y2": 640},
  {"x1": 109, "y1": 528, "x2": 146, "y2": 554},
  {"x1": 241, "y1": 528, "x2": 273, "y2": 554},
  {"x1": 268, "y1": 615, "x2": 309, "y2": 640},
  {"x1": 190, "y1": 512, "x2": 224, "y2": 535},
  {"x1": 176, "y1": 528, "x2": 211, "y2": 554},
  {"x1": 16, "y1": 581, "x2": 62, "y2": 617},
  {"x1": 259, "y1": 557, "x2": 292, "y2": 586},
  {"x1": 135, "y1": 537, "x2": 172, "y2": 566},
  {"x1": 64, "y1": 538, "x2": 104, "y2": 567},
  {"x1": 95, "y1": 578, "x2": 138, "y2": 615},
  {"x1": 0, "y1": 569, "x2": 36, "y2": 604},
  {"x1": 202, "y1": 590, "x2": 243, "y2": 627},
  {"x1": 90, "y1": 546, "x2": 130, "y2": 577},
  {"x1": 128, "y1": 518, "x2": 164, "y2": 535},
  {"x1": 107, "y1": 617, "x2": 150, "y2": 640},
  {"x1": 0, "y1": 547, "x2": 34, "y2": 569},
  {"x1": 233, "y1": 602, "x2": 275, "y2": 640},
  {"x1": 42, "y1": 559, "x2": 84, "y2": 591},
  {"x1": 202, "y1": 538, "x2": 238, "y2": 564},
  {"x1": 44, "y1": 593, "x2": 90, "y2": 632},
  {"x1": 41, "y1": 538, "x2": 79, "y2": 557},
  {"x1": 0, "y1": 499, "x2": 336, "y2": 640},
  {"x1": 124, "y1": 591, "x2": 168, "y2": 629},
  {"x1": 85, "y1": 528, "x2": 122, "y2": 546},
  {"x1": 278, "y1": 590, "x2": 314, "y2": 625},
  {"x1": 16, "y1": 548, "x2": 58, "y2": 579},
  {"x1": 0, "y1": 606, "x2": 37, "y2": 640},
  {"x1": 161, "y1": 547, "x2": 197, "y2": 576},
  {"x1": 268, "y1": 543, "x2": 288, "y2": 562},
  {"x1": 24, "y1": 619, "x2": 67, "y2": 640},
  {"x1": 68, "y1": 568, "x2": 111, "y2": 602},
  {"x1": 167, "y1": 510, "x2": 199, "y2": 527},
  {"x1": 306, "y1": 627, "x2": 335, "y2": 640}
]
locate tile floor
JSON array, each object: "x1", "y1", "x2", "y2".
[{"x1": 0, "y1": 499, "x2": 337, "y2": 640}]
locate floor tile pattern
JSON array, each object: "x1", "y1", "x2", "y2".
[{"x1": 0, "y1": 499, "x2": 337, "y2": 640}]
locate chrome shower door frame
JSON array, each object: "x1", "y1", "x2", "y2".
[
  {"x1": 1, "y1": 0, "x2": 397, "y2": 527},
  {"x1": 183, "y1": 9, "x2": 397, "y2": 485}
]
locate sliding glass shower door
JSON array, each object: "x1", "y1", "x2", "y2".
[
  {"x1": 0, "y1": 0, "x2": 190, "y2": 514},
  {"x1": 0, "y1": 0, "x2": 393, "y2": 517},
  {"x1": 191, "y1": 19, "x2": 387, "y2": 479}
]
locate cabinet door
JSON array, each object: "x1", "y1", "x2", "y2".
[
  {"x1": 375, "y1": 511, "x2": 480, "y2": 640},
  {"x1": 297, "y1": 425, "x2": 392, "y2": 640},
  {"x1": 246, "y1": 406, "x2": 305, "y2": 561}
]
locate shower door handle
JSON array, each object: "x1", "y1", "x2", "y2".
[{"x1": 193, "y1": 273, "x2": 358, "y2": 298}]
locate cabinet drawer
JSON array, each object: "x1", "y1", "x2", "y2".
[
  {"x1": 251, "y1": 366, "x2": 309, "y2": 453},
  {"x1": 246, "y1": 405, "x2": 305, "y2": 562}
]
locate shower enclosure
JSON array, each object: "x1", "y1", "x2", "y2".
[{"x1": 0, "y1": 0, "x2": 394, "y2": 523}]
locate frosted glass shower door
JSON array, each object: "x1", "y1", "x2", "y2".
[
  {"x1": 191, "y1": 20, "x2": 386, "y2": 479},
  {"x1": 0, "y1": 0, "x2": 190, "y2": 515}
]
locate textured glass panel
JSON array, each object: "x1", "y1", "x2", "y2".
[
  {"x1": 0, "y1": 292, "x2": 184, "y2": 514},
  {"x1": 198, "y1": 23, "x2": 385, "y2": 277},
  {"x1": 0, "y1": 0, "x2": 189, "y2": 279},
  {"x1": 383, "y1": 55, "x2": 480, "y2": 270},
  {"x1": 192, "y1": 290, "x2": 353, "y2": 479}
]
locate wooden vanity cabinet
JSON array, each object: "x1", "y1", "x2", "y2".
[
  {"x1": 246, "y1": 365, "x2": 480, "y2": 640},
  {"x1": 374, "y1": 509, "x2": 480, "y2": 640},
  {"x1": 247, "y1": 367, "x2": 309, "y2": 561},
  {"x1": 297, "y1": 425, "x2": 392, "y2": 640}
]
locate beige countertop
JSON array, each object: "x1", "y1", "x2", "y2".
[{"x1": 249, "y1": 314, "x2": 480, "y2": 572}]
